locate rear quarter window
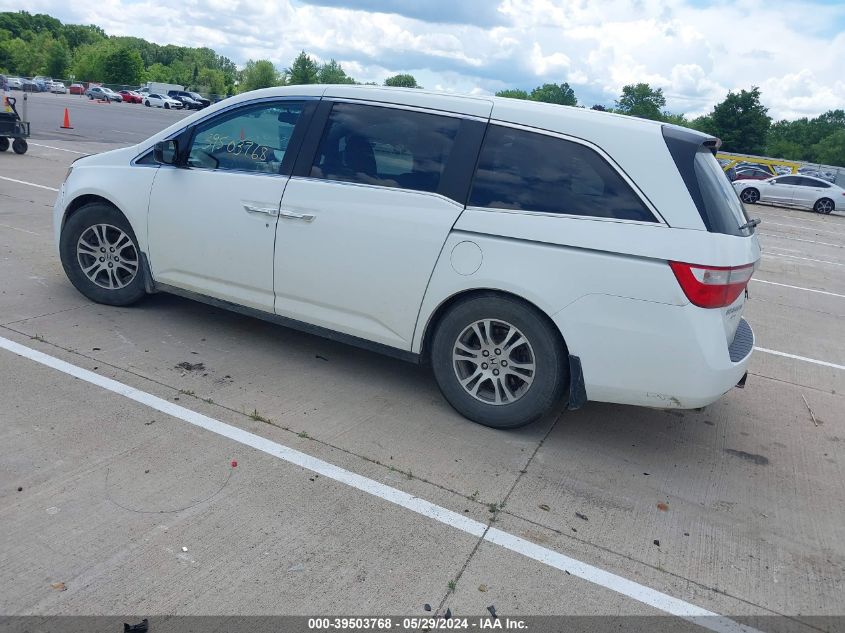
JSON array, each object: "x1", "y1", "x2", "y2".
[{"x1": 469, "y1": 125, "x2": 656, "y2": 222}]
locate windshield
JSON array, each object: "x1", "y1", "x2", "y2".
[{"x1": 694, "y1": 148, "x2": 752, "y2": 236}]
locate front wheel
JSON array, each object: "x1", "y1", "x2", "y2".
[
  {"x1": 59, "y1": 203, "x2": 146, "y2": 306},
  {"x1": 814, "y1": 198, "x2": 834, "y2": 214},
  {"x1": 144, "y1": 100, "x2": 150, "y2": 107},
  {"x1": 164, "y1": 102, "x2": 170, "y2": 109},
  {"x1": 431, "y1": 295, "x2": 568, "y2": 429},
  {"x1": 740, "y1": 188, "x2": 760, "y2": 204},
  {"x1": 11, "y1": 138, "x2": 27, "y2": 154}
]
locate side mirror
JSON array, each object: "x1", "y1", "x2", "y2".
[{"x1": 154, "y1": 140, "x2": 178, "y2": 165}]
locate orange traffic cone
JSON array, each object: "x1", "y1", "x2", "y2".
[{"x1": 61, "y1": 108, "x2": 73, "y2": 129}]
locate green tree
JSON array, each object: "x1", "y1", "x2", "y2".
[
  {"x1": 812, "y1": 129, "x2": 845, "y2": 167},
  {"x1": 1, "y1": 37, "x2": 37, "y2": 75},
  {"x1": 61, "y1": 23, "x2": 105, "y2": 49},
  {"x1": 144, "y1": 62, "x2": 173, "y2": 82},
  {"x1": 615, "y1": 83, "x2": 666, "y2": 120},
  {"x1": 318, "y1": 59, "x2": 355, "y2": 84},
  {"x1": 529, "y1": 82, "x2": 577, "y2": 106},
  {"x1": 384, "y1": 73, "x2": 419, "y2": 88},
  {"x1": 287, "y1": 51, "x2": 318, "y2": 85},
  {"x1": 661, "y1": 112, "x2": 689, "y2": 126},
  {"x1": 197, "y1": 67, "x2": 227, "y2": 96},
  {"x1": 102, "y1": 47, "x2": 143, "y2": 85},
  {"x1": 43, "y1": 38, "x2": 70, "y2": 78},
  {"x1": 240, "y1": 59, "x2": 279, "y2": 91},
  {"x1": 708, "y1": 87, "x2": 771, "y2": 154},
  {"x1": 495, "y1": 88, "x2": 528, "y2": 99}
]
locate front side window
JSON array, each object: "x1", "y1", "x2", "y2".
[
  {"x1": 776, "y1": 176, "x2": 801, "y2": 186},
  {"x1": 310, "y1": 102, "x2": 460, "y2": 194},
  {"x1": 188, "y1": 101, "x2": 304, "y2": 174},
  {"x1": 469, "y1": 125, "x2": 656, "y2": 222}
]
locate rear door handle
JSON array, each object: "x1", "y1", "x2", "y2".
[
  {"x1": 243, "y1": 202, "x2": 279, "y2": 217},
  {"x1": 279, "y1": 209, "x2": 315, "y2": 222}
]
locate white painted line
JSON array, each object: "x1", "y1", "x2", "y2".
[
  {"x1": 0, "y1": 176, "x2": 59, "y2": 192},
  {"x1": 751, "y1": 278, "x2": 845, "y2": 299},
  {"x1": 0, "y1": 334, "x2": 760, "y2": 633},
  {"x1": 0, "y1": 222, "x2": 40, "y2": 236},
  {"x1": 765, "y1": 221, "x2": 843, "y2": 236},
  {"x1": 764, "y1": 252, "x2": 844, "y2": 267},
  {"x1": 759, "y1": 232, "x2": 843, "y2": 248},
  {"x1": 755, "y1": 347, "x2": 845, "y2": 371},
  {"x1": 28, "y1": 142, "x2": 89, "y2": 155}
]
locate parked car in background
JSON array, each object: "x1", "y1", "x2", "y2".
[
  {"x1": 798, "y1": 168, "x2": 835, "y2": 183},
  {"x1": 69, "y1": 83, "x2": 85, "y2": 95},
  {"x1": 86, "y1": 86, "x2": 123, "y2": 102},
  {"x1": 54, "y1": 85, "x2": 760, "y2": 428},
  {"x1": 734, "y1": 174, "x2": 843, "y2": 214},
  {"x1": 734, "y1": 168, "x2": 773, "y2": 181},
  {"x1": 167, "y1": 92, "x2": 202, "y2": 109},
  {"x1": 49, "y1": 81, "x2": 68, "y2": 94},
  {"x1": 7, "y1": 77, "x2": 23, "y2": 90},
  {"x1": 118, "y1": 90, "x2": 143, "y2": 104},
  {"x1": 21, "y1": 79, "x2": 39, "y2": 92},
  {"x1": 168, "y1": 90, "x2": 210, "y2": 109},
  {"x1": 143, "y1": 93, "x2": 182, "y2": 109}
]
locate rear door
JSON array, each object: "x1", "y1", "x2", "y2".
[
  {"x1": 793, "y1": 176, "x2": 828, "y2": 209},
  {"x1": 272, "y1": 100, "x2": 487, "y2": 349}
]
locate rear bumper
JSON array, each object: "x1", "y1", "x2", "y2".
[{"x1": 553, "y1": 295, "x2": 755, "y2": 410}]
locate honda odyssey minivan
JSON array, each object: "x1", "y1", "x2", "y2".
[{"x1": 54, "y1": 85, "x2": 760, "y2": 428}]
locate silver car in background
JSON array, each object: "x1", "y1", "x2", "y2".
[{"x1": 733, "y1": 174, "x2": 843, "y2": 214}]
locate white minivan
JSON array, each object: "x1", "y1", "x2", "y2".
[{"x1": 53, "y1": 85, "x2": 760, "y2": 428}]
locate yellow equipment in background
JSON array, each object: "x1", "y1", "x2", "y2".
[{"x1": 717, "y1": 151, "x2": 801, "y2": 175}]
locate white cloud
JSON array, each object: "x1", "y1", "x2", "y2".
[{"x1": 3, "y1": 0, "x2": 844, "y2": 119}]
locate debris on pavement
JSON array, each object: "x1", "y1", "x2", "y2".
[
  {"x1": 181, "y1": 546, "x2": 188, "y2": 552},
  {"x1": 538, "y1": 503, "x2": 550, "y2": 511},
  {"x1": 17, "y1": 486, "x2": 22, "y2": 492},
  {"x1": 444, "y1": 608, "x2": 452, "y2": 619},
  {"x1": 287, "y1": 563, "x2": 305, "y2": 572},
  {"x1": 801, "y1": 394, "x2": 819, "y2": 426},
  {"x1": 50, "y1": 582, "x2": 66, "y2": 591},
  {"x1": 487, "y1": 605, "x2": 497, "y2": 619},
  {"x1": 423, "y1": 604, "x2": 431, "y2": 612},
  {"x1": 478, "y1": 584, "x2": 488, "y2": 592},
  {"x1": 653, "y1": 539, "x2": 660, "y2": 547},
  {"x1": 175, "y1": 361, "x2": 205, "y2": 372},
  {"x1": 315, "y1": 354, "x2": 329, "y2": 361},
  {"x1": 657, "y1": 502, "x2": 669, "y2": 511},
  {"x1": 575, "y1": 512, "x2": 588, "y2": 521},
  {"x1": 231, "y1": 460, "x2": 238, "y2": 468},
  {"x1": 124, "y1": 618, "x2": 148, "y2": 633}
]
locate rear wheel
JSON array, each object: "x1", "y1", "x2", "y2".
[
  {"x1": 11, "y1": 138, "x2": 27, "y2": 154},
  {"x1": 814, "y1": 198, "x2": 834, "y2": 214},
  {"x1": 0, "y1": 137, "x2": 8, "y2": 152},
  {"x1": 144, "y1": 100, "x2": 150, "y2": 107},
  {"x1": 431, "y1": 295, "x2": 568, "y2": 429},
  {"x1": 59, "y1": 203, "x2": 146, "y2": 306},
  {"x1": 740, "y1": 188, "x2": 760, "y2": 204}
]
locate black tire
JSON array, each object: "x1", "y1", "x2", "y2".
[
  {"x1": 814, "y1": 198, "x2": 834, "y2": 215},
  {"x1": 164, "y1": 102, "x2": 170, "y2": 109},
  {"x1": 0, "y1": 137, "x2": 8, "y2": 152},
  {"x1": 11, "y1": 138, "x2": 27, "y2": 154},
  {"x1": 59, "y1": 203, "x2": 146, "y2": 306},
  {"x1": 740, "y1": 188, "x2": 760, "y2": 204},
  {"x1": 431, "y1": 295, "x2": 568, "y2": 429},
  {"x1": 144, "y1": 100, "x2": 150, "y2": 107}
]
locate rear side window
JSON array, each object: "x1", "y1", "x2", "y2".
[
  {"x1": 663, "y1": 127, "x2": 752, "y2": 236},
  {"x1": 799, "y1": 177, "x2": 829, "y2": 188},
  {"x1": 469, "y1": 125, "x2": 656, "y2": 222},
  {"x1": 311, "y1": 102, "x2": 460, "y2": 194}
]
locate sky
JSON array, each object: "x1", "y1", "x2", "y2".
[{"x1": 5, "y1": 0, "x2": 845, "y2": 120}]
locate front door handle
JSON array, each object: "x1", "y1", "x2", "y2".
[
  {"x1": 279, "y1": 209, "x2": 315, "y2": 222},
  {"x1": 243, "y1": 202, "x2": 279, "y2": 217}
]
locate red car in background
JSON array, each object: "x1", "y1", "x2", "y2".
[
  {"x1": 69, "y1": 83, "x2": 85, "y2": 95},
  {"x1": 734, "y1": 168, "x2": 773, "y2": 181},
  {"x1": 118, "y1": 90, "x2": 143, "y2": 103}
]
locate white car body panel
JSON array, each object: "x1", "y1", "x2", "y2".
[
  {"x1": 147, "y1": 167, "x2": 287, "y2": 312},
  {"x1": 274, "y1": 178, "x2": 465, "y2": 348}
]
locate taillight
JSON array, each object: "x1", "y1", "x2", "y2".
[{"x1": 669, "y1": 261, "x2": 755, "y2": 309}]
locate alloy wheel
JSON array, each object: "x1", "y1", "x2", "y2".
[
  {"x1": 741, "y1": 189, "x2": 759, "y2": 204},
  {"x1": 76, "y1": 224, "x2": 139, "y2": 290},
  {"x1": 452, "y1": 319, "x2": 536, "y2": 405},
  {"x1": 816, "y1": 199, "x2": 833, "y2": 214}
]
